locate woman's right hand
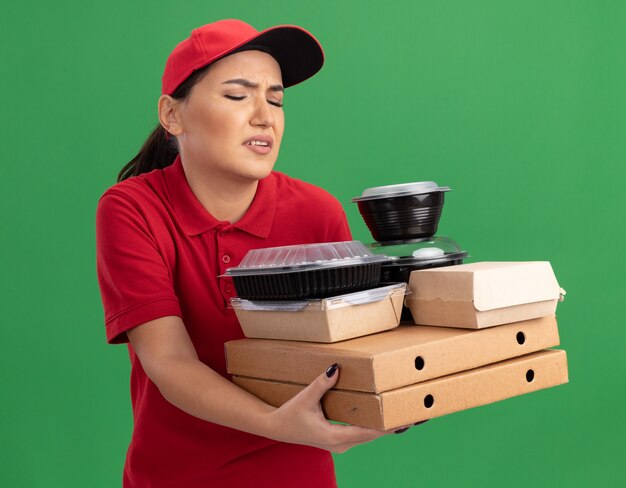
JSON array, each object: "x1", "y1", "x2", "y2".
[{"x1": 264, "y1": 364, "x2": 412, "y2": 453}]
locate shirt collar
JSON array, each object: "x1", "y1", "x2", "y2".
[{"x1": 163, "y1": 156, "x2": 276, "y2": 238}]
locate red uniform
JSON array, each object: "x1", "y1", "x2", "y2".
[{"x1": 96, "y1": 156, "x2": 351, "y2": 487}]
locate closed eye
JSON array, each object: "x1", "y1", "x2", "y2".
[{"x1": 224, "y1": 94, "x2": 283, "y2": 107}]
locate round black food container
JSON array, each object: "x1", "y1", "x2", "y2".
[
  {"x1": 352, "y1": 182, "x2": 450, "y2": 242},
  {"x1": 226, "y1": 241, "x2": 391, "y2": 301},
  {"x1": 369, "y1": 237, "x2": 468, "y2": 322}
]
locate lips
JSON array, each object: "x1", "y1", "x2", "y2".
[{"x1": 242, "y1": 135, "x2": 273, "y2": 155}]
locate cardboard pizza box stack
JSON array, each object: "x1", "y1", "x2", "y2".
[{"x1": 226, "y1": 261, "x2": 568, "y2": 430}]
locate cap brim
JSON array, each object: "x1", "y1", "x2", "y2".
[{"x1": 237, "y1": 25, "x2": 324, "y2": 88}]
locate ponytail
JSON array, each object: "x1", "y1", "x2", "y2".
[
  {"x1": 118, "y1": 64, "x2": 212, "y2": 183},
  {"x1": 117, "y1": 125, "x2": 178, "y2": 182}
]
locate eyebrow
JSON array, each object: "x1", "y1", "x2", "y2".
[{"x1": 222, "y1": 78, "x2": 284, "y2": 92}]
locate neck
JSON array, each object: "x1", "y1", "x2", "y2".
[{"x1": 180, "y1": 159, "x2": 260, "y2": 224}]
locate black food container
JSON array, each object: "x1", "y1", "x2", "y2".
[
  {"x1": 352, "y1": 182, "x2": 450, "y2": 242},
  {"x1": 225, "y1": 241, "x2": 391, "y2": 300},
  {"x1": 369, "y1": 237, "x2": 468, "y2": 322}
]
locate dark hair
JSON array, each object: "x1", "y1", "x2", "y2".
[{"x1": 117, "y1": 66, "x2": 211, "y2": 182}]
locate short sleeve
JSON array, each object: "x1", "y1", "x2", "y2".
[
  {"x1": 96, "y1": 191, "x2": 181, "y2": 344},
  {"x1": 326, "y1": 205, "x2": 353, "y2": 242}
]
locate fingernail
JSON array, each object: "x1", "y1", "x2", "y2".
[
  {"x1": 414, "y1": 420, "x2": 429, "y2": 426},
  {"x1": 395, "y1": 427, "x2": 410, "y2": 434},
  {"x1": 325, "y1": 363, "x2": 338, "y2": 378}
]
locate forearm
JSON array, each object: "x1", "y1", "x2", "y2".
[
  {"x1": 149, "y1": 354, "x2": 277, "y2": 438},
  {"x1": 127, "y1": 317, "x2": 278, "y2": 439}
]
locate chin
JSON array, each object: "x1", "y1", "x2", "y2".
[
  {"x1": 239, "y1": 160, "x2": 276, "y2": 181},
  {"x1": 245, "y1": 167, "x2": 274, "y2": 181}
]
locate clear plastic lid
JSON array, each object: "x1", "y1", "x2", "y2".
[
  {"x1": 225, "y1": 240, "x2": 390, "y2": 276},
  {"x1": 230, "y1": 283, "x2": 408, "y2": 312},
  {"x1": 369, "y1": 236, "x2": 468, "y2": 264},
  {"x1": 352, "y1": 181, "x2": 451, "y2": 202}
]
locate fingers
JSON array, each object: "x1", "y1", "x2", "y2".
[
  {"x1": 332, "y1": 419, "x2": 430, "y2": 452},
  {"x1": 328, "y1": 418, "x2": 430, "y2": 452},
  {"x1": 391, "y1": 419, "x2": 430, "y2": 435},
  {"x1": 293, "y1": 363, "x2": 340, "y2": 408},
  {"x1": 328, "y1": 423, "x2": 387, "y2": 449},
  {"x1": 274, "y1": 363, "x2": 431, "y2": 453}
]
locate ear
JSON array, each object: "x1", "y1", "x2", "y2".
[{"x1": 158, "y1": 95, "x2": 184, "y2": 136}]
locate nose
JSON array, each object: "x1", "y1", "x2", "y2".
[{"x1": 250, "y1": 96, "x2": 275, "y2": 129}]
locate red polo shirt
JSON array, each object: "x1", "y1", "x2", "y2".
[{"x1": 96, "y1": 156, "x2": 352, "y2": 487}]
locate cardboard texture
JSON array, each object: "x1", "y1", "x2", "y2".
[
  {"x1": 233, "y1": 285, "x2": 405, "y2": 343},
  {"x1": 226, "y1": 315, "x2": 560, "y2": 393},
  {"x1": 406, "y1": 261, "x2": 563, "y2": 328},
  {"x1": 234, "y1": 349, "x2": 568, "y2": 430}
]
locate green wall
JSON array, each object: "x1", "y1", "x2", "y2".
[{"x1": 1, "y1": 1, "x2": 624, "y2": 486}]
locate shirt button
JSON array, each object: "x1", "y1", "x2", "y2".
[
  {"x1": 222, "y1": 255, "x2": 231, "y2": 264},
  {"x1": 225, "y1": 284, "x2": 233, "y2": 293}
]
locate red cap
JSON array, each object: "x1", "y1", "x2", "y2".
[{"x1": 161, "y1": 19, "x2": 325, "y2": 95}]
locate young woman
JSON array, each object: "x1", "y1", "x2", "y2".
[{"x1": 96, "y1": 19, "x2": 408, "y2": 487}]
